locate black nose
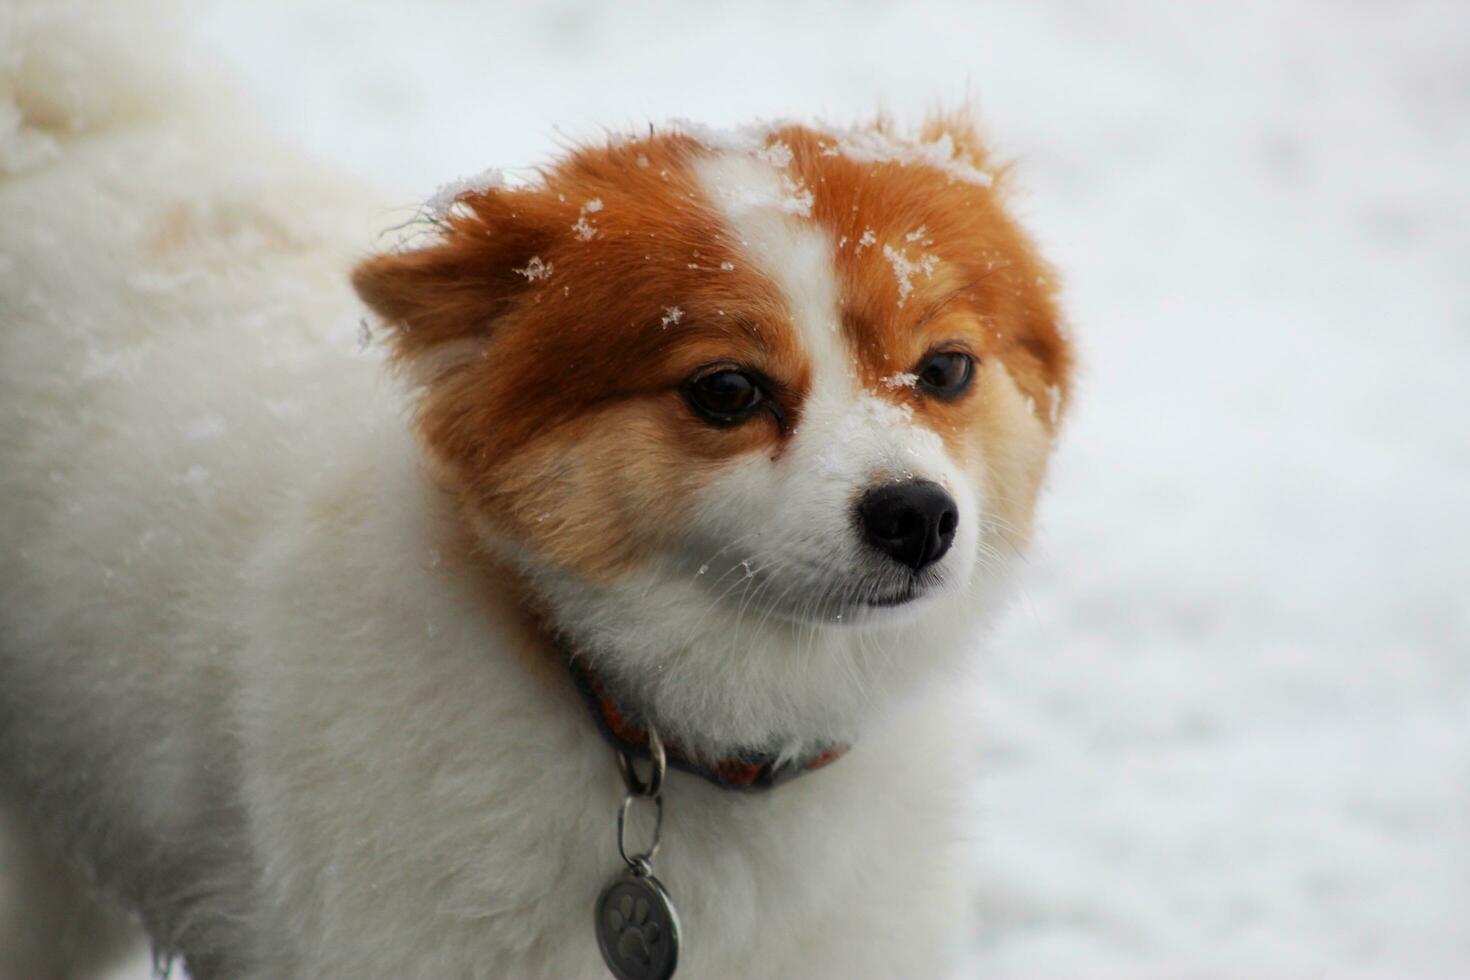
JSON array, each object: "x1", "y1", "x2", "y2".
[{"x1": 856, "y1": 480, "x2": 959, "y2": 572}]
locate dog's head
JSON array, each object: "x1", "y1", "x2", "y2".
[{"x1": 354, "y1": 119, "x2": 1070, "y2": 758}]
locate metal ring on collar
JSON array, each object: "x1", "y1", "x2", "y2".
[
  {"x1": 617, "y1": 792, "x2": 663, "y2": 870},
  {"x1": 615, "y1": 724, "x2": 666, "y2": 798}
]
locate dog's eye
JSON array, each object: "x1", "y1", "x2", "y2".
[
  {"x1": 916, "y1": 350, "x2": 975, "y2": 398},
  {"x1": 685, "y1": 369, "x2": 765, "y2": 424}
]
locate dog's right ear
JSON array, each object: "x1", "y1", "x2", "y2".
[{"x1": 352, "y1": 188, "x2": 555, "y2": 360}]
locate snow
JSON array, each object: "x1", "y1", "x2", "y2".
[
  {"x1": 513, "y1": 256, "x2": 554, "y2": 282},
  {"x1": 571, "y1": 198, "x2": 603, "y2": 241},
  {"x1": 105, "y1": 2, "x2": 1470, "y2": 977},
  {"x1": 777, "y1": 174, "x2": 815, "y2": 217},
  {"x1": 423, "y1": 166, "x2": 503, "y2": 218},
  {"x1": 823, "y1": 125, "x2": 994, "y2": 186},
  {"x1": 756, "y1": 138, "x2": 794, "y2": 169},
  {"x1": 666, "y1": 116, "x2": 995, "y2": 187},
  {"x1": 882, "y1": 242, "x2": 940, "y2": 306},
  {"x1": 182, "y1": 415, "x2": 227, "y2": 441}
]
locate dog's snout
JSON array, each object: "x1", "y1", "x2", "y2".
[{"x1": 856, "y1": 480, "x2": 959, "y2": 572}]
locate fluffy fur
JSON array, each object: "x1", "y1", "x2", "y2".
[{"x1": 0, "y1": 6, "x2": 1070, "y2": 977}]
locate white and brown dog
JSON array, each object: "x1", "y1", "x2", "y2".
[{"x1": 0, "y1": 7, "x2": 1070, "y2": 978}]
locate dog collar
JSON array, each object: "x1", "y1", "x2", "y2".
[
  {"x1": 562, "y1": 642, "x2": 847, "y2": 978},
  {"x1": 565, "y1": 655, "x2": 847, "y2": 792}
]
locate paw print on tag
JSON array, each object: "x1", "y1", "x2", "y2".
[
  {"x1": 594, "y1": 874, "x2": 680, "y2": 980},
  {"x1": 607, "y1": 892, "x2": 662, "y2": 966}
]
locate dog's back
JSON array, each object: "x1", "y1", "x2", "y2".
[{"x1": 0, "y1": 4, "x2": 382, "y2": 971}]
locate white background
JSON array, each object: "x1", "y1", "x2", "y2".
[{"x1": 125, "y1": 1, "x2": 1470, "y2": 975}]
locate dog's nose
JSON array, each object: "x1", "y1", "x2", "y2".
[{"x1": 856, "y1": 480, "x2": 959, "y2": 572}]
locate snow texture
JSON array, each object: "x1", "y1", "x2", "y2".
[
  {"x1": 668, "y1": 117, "x2": 994, "y2": 187},
  {"x1": 424, "y1": 167, "x2": 503, "y2": 218},
  {"x1": 882, "y1": 242, "x2": 939, "y2": 306},
  {"x1": 513, "y1": 256, "x2": 553, "y2": 282},
  {"x1": 571, "y1": 198, "x2": 602, "y2": 240},
  {"x1": 825, "y1": 125, "x2": 993, "y2": 186},
  {"x1": 102, "y1": 2, "x2": 1470, "y2": 977}
]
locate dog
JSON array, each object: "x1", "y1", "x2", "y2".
[{"x1": 0, "y1": 6, "x2": 1071, "y2": 978}]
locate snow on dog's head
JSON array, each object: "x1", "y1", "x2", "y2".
[{"x1": 353, "y1": 117, "x2": 1071, "y2": 757}]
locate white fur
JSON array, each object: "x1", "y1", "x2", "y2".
[{"x1": 0, "y1": 14, "x2": 1005, "y2": 979}]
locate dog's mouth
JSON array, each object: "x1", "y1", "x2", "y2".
[
  {"x1": 863, "y1": 583, "x2": 923, "y2": 608},
  {"x1": 830, "y1": 570, "x2": 950, "y2": 620},
  {"x1": 686, "y1": 554, "x2": 949, "y2": 624}
]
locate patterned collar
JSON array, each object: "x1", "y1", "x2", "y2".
[{"x1": 564, "y1": 655, "x2": 848, "y2": 792}]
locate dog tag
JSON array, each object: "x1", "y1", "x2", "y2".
[{"x1": 595, "y1": 868, "x2": 680, "y2": 980}]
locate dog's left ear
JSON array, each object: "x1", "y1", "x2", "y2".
[{"x1": 352, "y1": 188, "x2": 554, "y2": 359}]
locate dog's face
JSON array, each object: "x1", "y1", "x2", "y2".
[{"x1": 355, "y1": 121, "x2": 1070, "y2": 756}]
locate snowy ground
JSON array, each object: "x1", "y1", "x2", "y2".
[{"x1": 117, "y1": 0, "x2": 1470, "y2": 975}]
